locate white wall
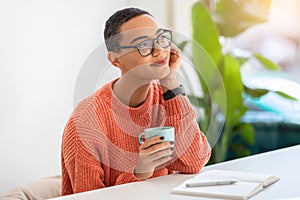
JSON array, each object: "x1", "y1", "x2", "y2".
[
  {"x1": 0, "y1": 0, "x2": 127, "y2": 195},
  {"x1": 172, "y1": 0, "x2": 199, "y2": 36}
]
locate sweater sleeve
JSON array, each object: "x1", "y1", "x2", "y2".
[
  {"x1": 163, "y1": 95, "x2": 211, "y2": 174},
  {"x1": 61, "y1": 116, "x2": 142, "y2": 195},
  {"x1": 61, "y1": 116, "x2": 104, "y2": 195}
]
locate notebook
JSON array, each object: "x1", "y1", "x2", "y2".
[{"x1": 172, "y1": 169, "x2": 280, "y2": 200}]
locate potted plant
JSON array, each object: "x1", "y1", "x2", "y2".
[{"x1": 179, "y1": 0, "x2": 297, "y2": 164}]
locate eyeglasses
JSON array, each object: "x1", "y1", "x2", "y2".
[{"x1": 112, "y1": 29, "x2": 172, "y2": 57}]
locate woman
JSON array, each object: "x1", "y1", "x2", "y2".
[{"x1": 61, "y1": 7, "x2": 211, "y2": 195}]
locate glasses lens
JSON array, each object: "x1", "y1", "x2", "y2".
[
  {"x1": 137, "y1": 40, "x2": 152, "y2": 56},
  {"x1": 157, "y1": 31, "x2": 172, "y2": 48},
  {"x1": 135, "y1": 30, "x2": 172, "y2": 57}
]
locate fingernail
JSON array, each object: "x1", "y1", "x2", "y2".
[
  {"x1": 170, "y1": 147, "x2": 174, "y2": 151},
  {"x1": 170, "y1": 153, "x2": 174, "y2": 157},
  {"x1": 170, "y1": 141, "x2": 174, "y2": 145},
  {"x1": 160, "y1": 136, "x2": 164, "y2": 140}
]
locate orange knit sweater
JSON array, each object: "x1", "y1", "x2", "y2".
[{"x1": 61, "y1": 79, "x2": 211, "y2": 195}]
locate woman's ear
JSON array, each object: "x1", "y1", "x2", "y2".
[{"x1": 107, "y1": 51, "x2": 121, "y2": 68}]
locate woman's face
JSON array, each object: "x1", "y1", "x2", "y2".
[{"x1": 114, "y1": 14, "x2": 171, "y2": 80}]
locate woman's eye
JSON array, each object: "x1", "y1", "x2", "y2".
[
  {"x1": 159, "y1": 35, "x2": 170, "y2": 41},
  {"x1": 137, "y1": 41, "x2": 151, "y2": 49}
]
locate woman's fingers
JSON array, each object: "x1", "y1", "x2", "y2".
[
  {"x1": 135, "y1": 136, "x2": 174, "y2": 177},
  {"x1": 147, "y1": 146, "x2": 173, "y2": 162},
  {"x1": 152, "y1": 153, "x2": 173, "y2": 167},
  {"x1": 169, "y1": 45, "x2": 180, "y2": 64},
  {"x1": 140, "y1": 136, "x2": 165, "y2": 150},
  {"x1": 140, "y1": 137, "x2": 172, "y2": 154}
]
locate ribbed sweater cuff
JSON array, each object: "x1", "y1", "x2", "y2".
[{"x1": 116, "y1": 172, "x2": 142, "y2": 185}]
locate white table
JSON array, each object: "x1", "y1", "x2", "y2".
[{"x1": 52, "y1": 145, "x2": 300, "y2": 200}]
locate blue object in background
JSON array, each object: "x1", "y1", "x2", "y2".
[
  {"x1": 226, "y1": 71, "x2": 300, "y2": 160},
  {"x1": 242, "y1": 71, "x2": 300, "y2": 124}
]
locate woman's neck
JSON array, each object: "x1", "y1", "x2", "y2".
[{"x1": 112, "y1": 76, "x2": 151, "y2": 108}]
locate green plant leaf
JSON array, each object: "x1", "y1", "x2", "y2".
[
  {"x1": 212, "y1": 54, "x2": 248, "y2": 163},
  {"x1": 188, "y1": 95, "x2": 207, "y2": 107},
  {"x1": 244, "y1": 84, "x2": 298, "y2": 101},
  {"x1": 275, "y1": 91, "x2": 298, "y2": 101},
  {"x1": 222, "y1": 54, "x2": 244, "y2": 126},
  {"x1": 244, "y1": 85, "x2": 269, "y2": 98},
  {"x1": 236, "y1": 57, "x2": 250, "y2": 66},
  {"x1": 176, "y1": 40, "x2": 189, "y2": 52},
  {"x1": 212, "y1": 88, "x2": 226, "y2": 114},
  {"x1": 235, "y1": 123, "x2": 255, "y2": 145},
  {"x1": 212, "y1": 0, "x2": 271, "y2": 36},
  {"x1": 192, "y1": 2, "x2": 223, "y2": 67},
  {"x1": 253, "y1": 53, "x2": 281, "y2": 70}
]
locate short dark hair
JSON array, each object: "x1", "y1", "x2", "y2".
[{"x1": 104, "y1": 7, "x2": 152, "y2": 51}]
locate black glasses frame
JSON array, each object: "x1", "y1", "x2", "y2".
[{"x1": 112, "y1": 29, "x2": 172, "y2": 57}]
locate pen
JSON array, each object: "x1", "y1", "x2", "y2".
[{"x1": 186, "y1": 180, "x2": 237, "y2": 187}]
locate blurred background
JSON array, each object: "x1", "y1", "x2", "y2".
[{"x1": 0, "y1": 0, "x2": 299, "y2": 195}]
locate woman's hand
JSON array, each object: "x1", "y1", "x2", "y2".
[
  {"x1": 168, "y1": 44, "x2": 182, "y2": 73},
  {"x1": 160, "y1": 44, "x2": 182, "y2": 91},
  {"x1": 134, "y1": 136, "x2": 174, "y2": 180}
]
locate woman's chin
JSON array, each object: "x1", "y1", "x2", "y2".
[
  {"x1": 150, "y1": 65, "x2": 170, "y2": 79},
  {"x1": 124, "y1": 65, "x2": 170, "y2": 80}
]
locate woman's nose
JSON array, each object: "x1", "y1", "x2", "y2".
[{"x1": 151, "y1": 42, "x2": 164, "y2": 57}]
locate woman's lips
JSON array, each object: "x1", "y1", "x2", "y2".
[{"x1": 150, "y1": 57, "x2": 167, "y2": 66}]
